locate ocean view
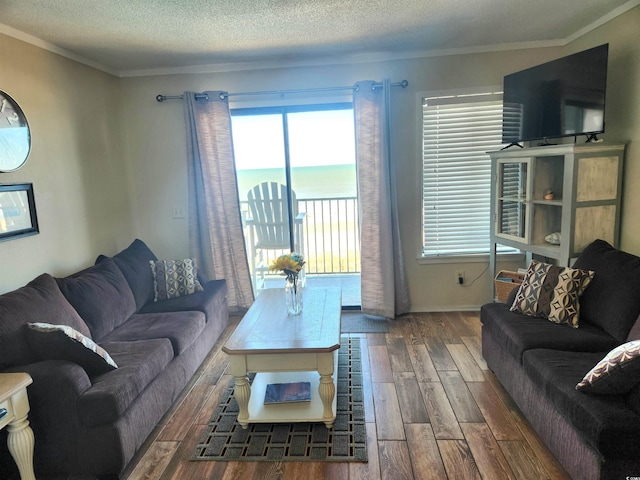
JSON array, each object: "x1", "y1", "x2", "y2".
[
  {"x1": 236, "y1": 164, "x2": 357, "y2": 201},
  {"x1": 236, "y1": 163, "x2": 360, "y2": 275}
]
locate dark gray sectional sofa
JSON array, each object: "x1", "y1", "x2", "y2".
[
  {"x1": 481, "y1": 239, "x2": 640, "y2": 480},
  {"x1": 0, "y1": 239, "x2": 228, "y2": 479}
]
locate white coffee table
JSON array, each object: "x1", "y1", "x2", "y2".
[{"x1": 222, "y1": 287, "x2": 341, "y2": 429}]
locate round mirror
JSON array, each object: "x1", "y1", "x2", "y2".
[{"x1": 0, "y1": 91, "x2": 31, "y2": 172}]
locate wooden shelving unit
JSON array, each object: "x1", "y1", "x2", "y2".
[{"x1": 489, "y1": 142, "x2": 625, "y2": 300}]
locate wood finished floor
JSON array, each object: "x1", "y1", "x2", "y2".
[{"x1": 122, "y1": 312, "x2": 571, "y2": 480}]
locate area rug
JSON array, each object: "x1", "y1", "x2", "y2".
[
  {"x1": 193, "y1": 337, "x2": 367, "y2": 462},
  {"x1": 340, "y1": 313, "x2": 389, "y2": 333}
]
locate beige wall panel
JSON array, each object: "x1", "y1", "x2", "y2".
[
  {"x1": 576, "y1": 157, "x2": 619, "y2": 202},
  {"x1": 574, "y1": 205, "x2": 616, "y2": 252}
]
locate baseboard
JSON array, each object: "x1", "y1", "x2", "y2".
[{"x1": 408, "y1": 305, "x2": 482, "y2": 313}]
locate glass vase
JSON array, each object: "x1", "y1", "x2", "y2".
[
  {"x1": 298, "y1": 267, "x2": 306, "y2": 288},
  {"x1": 285, "y1": 276, "x2": 303, "y2": 316}
]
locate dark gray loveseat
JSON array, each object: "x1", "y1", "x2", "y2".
[
  {"x1": 481, "y1": 239, "x2": 640, "y2": 480},
  {"x1": 0, "y1": 239, "x2": 228, "y2": 479}
]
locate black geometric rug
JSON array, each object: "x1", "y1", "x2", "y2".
[{"x1": 193, "y1": 337, "x2": 367, "y2": 462}]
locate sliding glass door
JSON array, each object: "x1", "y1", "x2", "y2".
[{"x1": 231, "y1": 103, "x2": 361, "y2": 307}]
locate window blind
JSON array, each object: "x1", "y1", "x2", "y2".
[{"x1": 422, "y1": 92, "x2": 509, "y2": 256}]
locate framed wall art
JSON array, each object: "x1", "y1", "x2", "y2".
[
  {"x1": 0, "y1": 90, "x2": 31, "y2": 172},
  {"x1": 0, "y1": 183, "x2": 39, "y2": 242}
]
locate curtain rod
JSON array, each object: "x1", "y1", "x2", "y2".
[{"x1": 155, "y1": 80, "x2": 408, "y2": 103}]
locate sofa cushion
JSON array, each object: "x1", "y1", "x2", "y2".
[
  {"x1": 626, "y1": 382, "x2": 640, "y2": 416},
  {"x1": 99, "y1": 311, "x2": 206, "y2": 356},
  {"x1": 150, "y1": 258, "x2": 204, "y2": 302},
  {"x1": 576, "y1": 340, "x2": 640, "y2": 394},
  {"x1": 510, "y1": 259, "x2": 594, "y2": 328},
  {"x1": 627, "y1": 314, "x2": 640, "y2": 341},
  {"x1": 0, "y1": 273, "x2": 91, "y2": 369},
  {"x1": 573, "y1": 239, "x2": 640, "y2": 342},
  {"x1": 77, "y1": 338, "x2": 174, "y2": 427},
  {"x1": 56, "y1": 258, "x2": 136, "y2": 341},
  {"x1": 25, "y1": 322, "x2": 118, "y2": 376},
  {"x1": 481, "y1": 302, "x2": 619, "y2": 364},
  {"x1": 522, "y1": 348, "x2": 640, "y2": 459},
  {"x1": 98, "y1": 239, "x2": 158, "y2": 311},
  {"x1": 139, "y1": 279, "x2": 227, "y2": 323}
]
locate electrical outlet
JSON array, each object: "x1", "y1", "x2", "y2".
[
  {"x1": 455, "y1": 270, "x2": 465, "y2": 285},
  {"x1": 172, "y1": 207, "x2": 185, "y2": 219}
]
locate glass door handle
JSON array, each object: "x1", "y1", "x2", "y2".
[{"x1": 0, "y1": 408, "x2": 7, "y2": 420}]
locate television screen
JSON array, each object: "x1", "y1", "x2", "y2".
[{"x1": 502, "y1": 44, "x2": 608, "y2": 144}]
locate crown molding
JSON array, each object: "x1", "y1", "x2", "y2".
[
  {"x1": 119, "y1": 40, "x2": 564, "y2": 78},
  {"x1": 565, "y1": 0, "x2": 640, "y2": 44},
  {"x1": 0, "y1": 22, "x2": 118, "y2": 77}
]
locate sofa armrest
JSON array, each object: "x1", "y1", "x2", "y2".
[
  {"x1": 6, "y1": 359, "x2": 92, "y2": 425},
  {"x1": 1, "y1": 360, "x2": 92, "y2": 474}
]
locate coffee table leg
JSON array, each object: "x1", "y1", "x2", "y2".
[
  {"x1": 318, "y1": 352, "x2": 336, "y2": 428},
  {"x1": 319, "y1": 373, "x2": 335, "y2": 428},
  {"x1": 233, "y1": 375, "x2": 251, "y2": 429},
  {"x1": 228, "y1": 356, "x2": 251, "y2": 429}
]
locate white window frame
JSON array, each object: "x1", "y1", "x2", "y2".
[{"x1": 419, "y1": 87, "x2": 518, "y2": 261}]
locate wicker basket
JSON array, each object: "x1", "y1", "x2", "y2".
[{"x1": 494, "y1": 270, "x2": 525, "y2": 302}]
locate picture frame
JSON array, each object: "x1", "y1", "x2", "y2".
[{"x1": 0, "y1": 183, "x2": 39, "y2": 242}]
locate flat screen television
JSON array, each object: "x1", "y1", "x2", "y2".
[{"x1": 502, "y1": 44, "x2": 608, "y2": 145}]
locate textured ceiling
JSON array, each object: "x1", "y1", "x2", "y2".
[{"x1": 0, "y1": 0, "x2": 637, "y2": 76}]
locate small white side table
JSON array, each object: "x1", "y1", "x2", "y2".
[{"x1": 0, "y1": 373, "x2": 35, "y2": 480}]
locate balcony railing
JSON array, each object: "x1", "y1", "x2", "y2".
[{"x1": 241, "y1": 196, "x2": 360, "y2": 276}]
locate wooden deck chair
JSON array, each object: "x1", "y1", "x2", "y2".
[{"x1": 245, "y1": 182, "x2": 306, "y2": 291}]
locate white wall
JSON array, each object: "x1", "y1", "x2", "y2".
[
  {"x1": 566, "y1": 6, "x2": 640, "y2": 251},
  {"x1": 0, "y1": 34, "x2": 134, "y2": 293}
]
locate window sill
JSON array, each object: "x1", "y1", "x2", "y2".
[{"x1": 417, "y1": 252, "x2": 525, "y2": 265}]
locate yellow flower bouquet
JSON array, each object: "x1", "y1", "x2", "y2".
[
  {"x1": 270, "y1": 253, "x2": 305, "y2": 315},
  {"x1": 269, "y1": 252, "x2": 305, "y2": 284}
]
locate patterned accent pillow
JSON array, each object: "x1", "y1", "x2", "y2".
[
  {"x1": 510, "y1": 259, "x2": 595, "y2": 328},
  {"x1": 25, "y1": 322, "x2": 118, "y2": 376},
  {"x1": 150, "y1": 258, "x2": 204, "y2": 302},
  {"x1": 576, "y1": 340, "x2": 640, "y2": 394}
]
